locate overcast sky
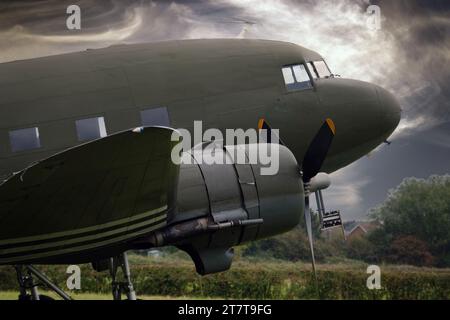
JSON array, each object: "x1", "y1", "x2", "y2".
[{"x1": 0, "y1": 0, "x2": 449, "y2": 220}]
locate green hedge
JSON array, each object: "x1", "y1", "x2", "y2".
[{"x1": 1, "y1": 263, "x2": 449, "y2": 299}]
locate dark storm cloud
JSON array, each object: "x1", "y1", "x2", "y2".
[
  {"x1": 335, "y1": 122, "x2": 450, "y2": 220},
  {"x1": 0, "y1": 0, "x2": 249, "y2": 61},
  {"x1": 0, "y1": 0, "x2": 130, "y2": 32},
  {"x1": 370, "y1": 0, "x2": 450, "y2": 132},
  {"x1": 0, "y1": 0, "x2": 244, "y2": 37},
  {"x1": 0, "y1": 0, "x2": 448, "y2": 219}
]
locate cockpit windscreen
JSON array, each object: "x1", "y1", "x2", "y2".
[{"x1": 307, "y1": 60, "x2": 332, "y2": 79}]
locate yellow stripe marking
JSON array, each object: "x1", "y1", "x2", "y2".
[
  {"x1": 0, "y1": 205, "x2": 167, "y2": 246},
  {"x1": 258, "y1": 118, "x2": 265, "y2": 130},
  {"x1": 0, "y1": 214, "x2": 167, "y2": 255},
  {"x1": 0, "y1": 220, "x2": 167, "y2": 264}
]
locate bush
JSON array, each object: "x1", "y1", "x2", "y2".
[
  {"x1": 243, "y1": 224, "x2": 346, "y2": 263},
  {"x1": 1, "y1": 260, "x2": 449, "y2": 299},
  {"x1": 386, "y1": 236, "x2": 434, "y2": 266},
  {"x1": 370, "y1": 175, "x2": 450, "y2": 266},
  {"x1": 346, "y1": 237, "x2": 376, "y2": 262}
]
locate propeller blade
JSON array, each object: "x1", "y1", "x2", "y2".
[
  {"x1": 257, "y1": 118, "x2": 286, "y2": 145},
  {"x1": 304, "y1": 195, "x2": 318, "y2": 286},
  {"x1": 302, "y1": 118, "x2": 335, "y2": 182},
  {"x1": 257, "y1": 117, "x2": 336, "y2": 295},
  {"x1": 301, "y1": 118, "x2": 335, "y2": 295}
]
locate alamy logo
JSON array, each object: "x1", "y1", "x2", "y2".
[
  {"x1": 171, "y1": 121, "x2": 281, "y2": 176},
  {"x1": 366, "y1": 5, "x2": 381, "y2": 31},
  {"x1": 66, "y1": 265, "x2": 81, "y2": 290},
  {"x1": 366, "y1": 265, "x2": 381, "y2": 290},
  {"x1": 66, "y1": 5, "x2": 81, "y2": 30}
]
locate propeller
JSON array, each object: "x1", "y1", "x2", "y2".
[
  {"x1": 301, "y1": 119, "x2": 335, "y2": 287},
  {"x1": 257, "y1": 118, "x2": 286, "y2": 145},
  {"x1": 258, "y1": 118, "x2": 336, "y2": 288}
]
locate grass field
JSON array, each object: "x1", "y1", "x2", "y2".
[
  {"x1": 1, "y1": 255, "x2": 449, "y2": 300},
  {"x1": 0, "y1": 291, "x2": 203, "y2": 300}
]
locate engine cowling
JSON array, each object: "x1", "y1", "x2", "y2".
[{"x1": 136, "y1": 143, "x2": 304, "y2": 274}]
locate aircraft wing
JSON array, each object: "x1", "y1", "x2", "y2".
[{"x1": 0, "y1": 126, "x2": 180, "y2": 264}]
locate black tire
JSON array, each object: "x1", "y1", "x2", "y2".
[{"x1": 18, "y1": 293, "x2": 31, "y2": 301}]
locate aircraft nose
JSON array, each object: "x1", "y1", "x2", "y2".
[{"x1": 376, "y1": 86, "x2": 401, "y2": 135}]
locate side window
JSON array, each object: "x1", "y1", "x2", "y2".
[
  {"x1": 75, "y1": 116, "x2": 107, "y2": 142},
  {"x1": 9, "y1": 127, "x2": 41, "y2": 152},
  {"x1": 281, "y1": 64, "x2": 312, "y2": 91},
  {"x1": 140, "y1": 107, "x2": 170, "y2": 127}
]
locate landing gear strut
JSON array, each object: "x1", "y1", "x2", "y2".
[
  {"x1": 314, "y1": 189, "x2": 346, "y2": 240},
  {"x1": 14, "y1": 265, "x2": 72, "y2": 300},
  {"x1": 109, "y1": 252, "x2": 137, "y2": 300}
]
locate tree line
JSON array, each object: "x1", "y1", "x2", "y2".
[{"x1": 244, "y1": 175, "x2": 450, "y2": 267}]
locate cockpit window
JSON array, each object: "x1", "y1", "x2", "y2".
[
  {"x1": 282, "y1": 66, "x2": 295, "y2": 84},
  {"x1": 281, "y1": 64, "x2": 312, "y2": 91},
  {"x1": 306, "y1": 62, "x2": 318, "y2": 79},
  {"x1": 311, "y1": 60, "x2": 332, "y2": 78}
]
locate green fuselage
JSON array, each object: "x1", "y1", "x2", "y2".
[{"x1": 0, "y1": 39, "x2": 400, "y2": 180}]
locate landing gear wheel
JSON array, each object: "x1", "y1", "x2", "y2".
[
  {"x1": 18, "y1": 293, "x2": 32, "y2": 301},
  {"x1": 17, "y1": 293, "x2": 55, "y2": 301}
]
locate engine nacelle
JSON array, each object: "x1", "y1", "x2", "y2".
[{"x1": 137, "y1": 143, "x2": 304, "y2": 274}]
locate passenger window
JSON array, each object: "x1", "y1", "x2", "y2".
[
  {"x1": 281, "y1": 64, "x2": 312, "y2": 91},
  {"x1": 75, "y1": 116, "x2": 107, "y2": 142},
  {"x1": 313, "y1": 60, "x2": 332, "y2": 78},
  {"x1": 140, "y1": 107, "x2": 170, "y2": 127},
  {"x1": 9, "y1": 127, "x2": 41, "y2": 152}
]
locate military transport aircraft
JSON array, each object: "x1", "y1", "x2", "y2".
[{"x1": 0, "y1": 39, "x2": 401, "y2": 300}]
